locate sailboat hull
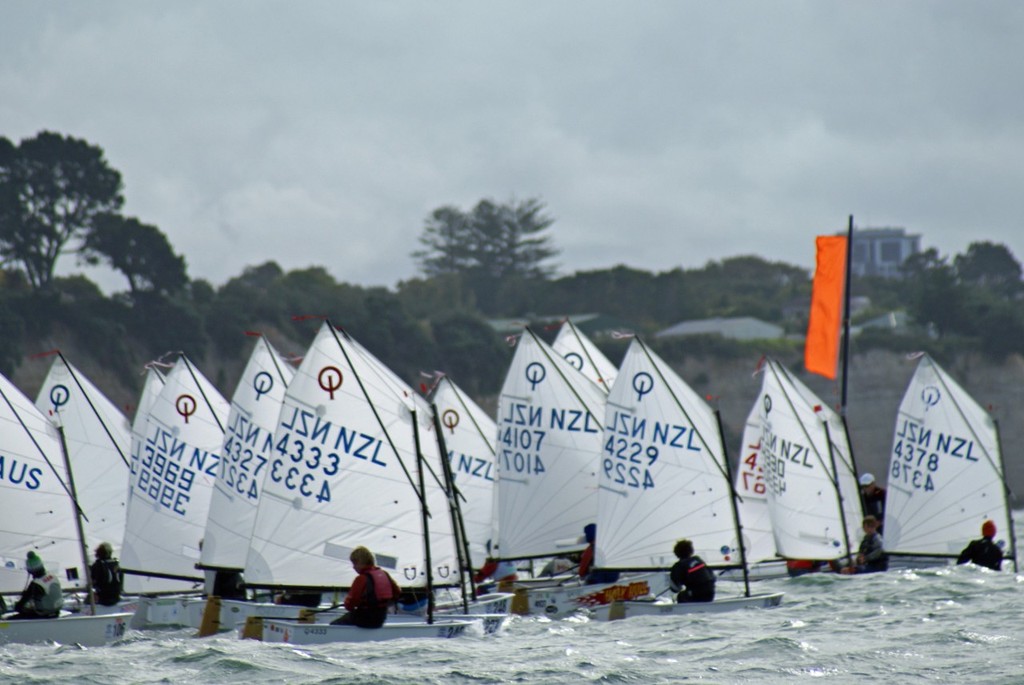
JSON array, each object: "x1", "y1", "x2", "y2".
[
  {"x1": 591, "y1": 592, "x2": 784, "y2": 620},
  {"x1": 261, "y1": 616, "x2": 475, "y2": 643},
  {"x1": 512, "y1": 572, "x2": 665, "y2": 617},
  {"x1": 0, "y1": 612, "x2": 131, "y2": 646}
]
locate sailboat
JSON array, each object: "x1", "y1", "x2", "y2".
[
  {"x1": 121, "y1": 356, "x2": 229, "y2": 626},
  {"x1": 0, "y1": 370, "x2": 130, "y2": 645},
  {"x1": 756, "y1": 357, "x2": 863, "y2": 567},
  {"x1": 884, "y1": 353, "x2": 1017, "y2": 569},
  {"x1": 423, "y1": 374, "x2": 514, "y2": 621},
  {"x1": 244, "y1": 322, "x2": 480, "y2": 642},
  {"x1": 33, "y1": 354, "x2": 132, "y2": 590},
  {"x1": 550, "y1": 319, "x2": 617, "y2": 392},
  {"x1": 496, "y1": 327, "x2": 655, "y2": 617},
  {"x1": 588, "y1": 338, "x2": 783, "y2": 620}
]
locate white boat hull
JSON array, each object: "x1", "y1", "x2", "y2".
[
  {"x1": 512, "y1": 573, "x2": 665, "y2": 617},
  {"x1": 0, "y1": 612, "x2": 131, "y2": 646},
  {"x1": 591, "y1": 592, "x2": 785, "y2": 621},
  {"x1": 261, "y1": 616, "x2": 475, "y2": 643}
]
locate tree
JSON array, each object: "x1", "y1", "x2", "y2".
[
  {"x1": 412, "y1": 197, "x2": 558, "y2": 280},
  {"x1": 953, "y1": 241, "x2": 1022, "y2": 298},
  {"x1": 84, "y1": 213, "x2": 188, "y2": 295},
  {"x1": 0, "y1": 131, "x2": 123, "y2": 291}
]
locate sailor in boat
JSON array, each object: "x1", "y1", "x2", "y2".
[
  {"x1": 473, "y1": 556, "x2": 518, "y2": 593},
  {"x1": 839, "y1": 516, "x2": 889, "y2": 575},
  {"x1": 669, "y1": 539, "x2": 715, "y2": 603},
  {"x1": 90, "y1": 542, "x2": 124, "y2": 607},
  {"x1": 957, "y1": 520, "x2": 1003, "y2": 571},
  {"x1": 858, "y1": 473, "x2": 887, "y2": 527},
  {"x1": 579, "y1": 523, "x2": 620, "y2": 584},
  {"x1": 10, "y1": 551, "x2": 63, "y2": 619},
  {"x1": 329, "y1": 546, "x2": 402, "y2": 628}
]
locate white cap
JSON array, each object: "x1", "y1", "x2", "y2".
[{"x1": 859, "y1": 473, "x2": 875, "y2": 486}]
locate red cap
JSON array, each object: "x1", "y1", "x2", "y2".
[{"x1": 982, "y1": 520, "x2": 997, "y2": 538}]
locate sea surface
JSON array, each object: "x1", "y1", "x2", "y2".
[{"x1": 4, "y1": 542, "x2": 1024, "y2": 684}]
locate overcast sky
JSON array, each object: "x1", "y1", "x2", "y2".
[{"x1": 4, "y1": 1, "x2": 1023, "y2": 293}]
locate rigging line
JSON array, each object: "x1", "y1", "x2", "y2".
[
  {"x1": 927, "y1": 356, "x2": 1005, "y2": 483},
  {"x1": 565, "y1": 319, "x2": 611, "y2": 393},
  {"x1": 767, "y1": 359, "x2": 848, "y2": 477},
  {"x1": 446, "y1": 378, "x2": 497, "y2": 456},
  {"x1": 56, "y1": 350, "x2": 130, "y2": 468},
  {"x1": 525, "y1": 327, "x2": 603, "y2": 424},
  {"x1": 0, "y1": 382, "x2": 84, "y2": 516},
  {"x1": 260, "y1": 335, "x2": 293, "y2": 385},
  {"x1": 328, "y1": 324, "x2": 421, "y2": 501},
  {"x1": 635, "y1": 336, "x2": 730, "y2": 483},
  {"x1": 180, "y1": 355, "x2": 227, "y2": 434}
]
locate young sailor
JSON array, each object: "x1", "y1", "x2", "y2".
[
  {"x1": 840, "y1": 516, "x2": 888, "y2": 574},
  {"x1": 669, "y1": 539, "x2": 715, "y2": 603},
  {"x1": 330, "y1": 546, "x2": 401, "y2": 628},
  {"x1": 13, "y1": 551, "x2": 63, "y2": 619},
  {"x1": 90, "y1": 542, "x2": 124, "y2": 606},
  {"x1": 957, "y1": 520, "x2": 1003, "y2": 571}
]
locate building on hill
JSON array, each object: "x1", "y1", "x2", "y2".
[
  {"x1": 846, "y1": 227, "x2": 921, "y2": 278},
  {"x1": 655, "y1": 316, "x2": 784, "y2": 341}
]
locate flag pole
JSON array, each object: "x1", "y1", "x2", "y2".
[{"x1": 840, "y1": 215, "x2": 854, "y2": 417}]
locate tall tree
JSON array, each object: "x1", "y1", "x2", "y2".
[
  {"x1": 953, "y1": 241, "x2": 1022, "y2": 297},
  {"x1": 412, "y1": 197, "x2": 558, "y2": 280},
  {"x1": 0, "y1": 131, "x2": 124, "y2": 291},
  {"x1": 84, "y1": 213, "x2": 188, "y2": 295}
]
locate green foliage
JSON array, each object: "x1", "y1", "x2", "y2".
[
  {"x1": 0, "y1": 131, "x2": 124, "y2": 291},
  {"x1": 427, "y1": 312, "x2": 512, "y2": 395},
  {"x1": 84, "y1": 213, "x2": 188, "y2": 295}
]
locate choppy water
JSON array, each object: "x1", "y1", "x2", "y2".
[{"x1": 2, "y1": 562, "x2": 1021, "y2": 684}]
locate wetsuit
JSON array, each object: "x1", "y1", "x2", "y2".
[
  {"x1": 854, "y1": 532, "x2": 888, "y2": 573},
  {"x1": 90, "y1": 557, "x2": 124, "y2": 606},
  {"x1": 670, "y1": 556, "x2": 716, "y2": 602},
  {"x1": 957, "y1": 537, "x2": 1003, "y2": 571},
  {"x1": 212, "y1": 570, "x2": 247, "y2": 600}
]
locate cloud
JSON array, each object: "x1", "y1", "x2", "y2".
[{"x1": 6, "y1": 1, "x2": 1024, "y2": 292}]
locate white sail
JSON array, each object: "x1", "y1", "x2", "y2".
[
  {"x1": 35, "y1": 355, "x2": 131, "y2": 556},
  {"x1": 758, "y1": 358, "x2": 862, "y2": 561},
  {"x1": 551, "y1": 320, "x2": 617, "y2": 392},
  {"x1": 595, "y1": 338, "x2": 739, "y2": 569},
  {"x1": 128, "y1": 367, "x2": 166, "y2": 492},
  {"x1": 734, "y1": 402, "x2": 776, "y2": 564},
  {"x1": 430, "y1": 375, "x2": 497, "y2": 568},
  {"x1": 245, "y1": 322, "x2": 458, "y2": 590},
  {"x1": 884, "y1": 354, "x2": 1014, "y2": 557},
  {"x1": 200, "y1": 337, "x2": 295, "y2": 570},
  {"x1": 495, "y1": 328, "x2": 606, "y2": 559},
  {"x1": 0, "y1": 372, "x2": 83, "y2": 592},
  {"x1": 121, "y1": 356, "x2": 229, "y2": 591}
]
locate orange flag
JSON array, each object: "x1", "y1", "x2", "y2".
[{"x1": 804, "y1": 235, "x2": 848, "y2": 379}]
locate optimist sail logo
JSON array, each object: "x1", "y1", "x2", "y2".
[
  {"x1": 176, "y1": 394, "x2": 197, "y2": 423},
  {"x1": 253, "y1": 371, "x2": 274, "y2": 401},
  {"x1": 318, "y1": 366, "x2": 343, "y2": 400},
  {"x1": 632, "y1": 372, "x2": 654, "y2": 401},
  {"x1": 49, "y1": 384, "x2": 70, "y2": 411},
  {"x1": 525, "y1": 362, "x2": 546, "y2": 391}
]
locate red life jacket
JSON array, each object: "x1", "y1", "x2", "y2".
[{"x1": 362, "y1": 567, "x2": 395, "y2": 605}]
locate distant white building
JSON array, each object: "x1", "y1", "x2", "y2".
[
  {"x1": 656, "y1": 316, "x2": 784, "y2": 341},
  {"x1": 847, "y1": 227, "x2": 921, "y2": 278}
]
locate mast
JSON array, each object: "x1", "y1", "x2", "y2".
[
  {"x1": 412, "y1": 409, "x2": 435, "y2": 624},
  {"x1": 56, "y1": 422, "x2": 96, "y2": 613},
  {"x1": 431, "y1": 401, "x2": 477, "y2": 610},
  {"x1": 714, "y1": 409, "x2": 750, "y2": 597},
  {"x1": 823, "y1": 421, "x2": 855, "y2": 564},
  {"x1": 840, "y1": 215, "x2": 854, "y2": 417}
]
